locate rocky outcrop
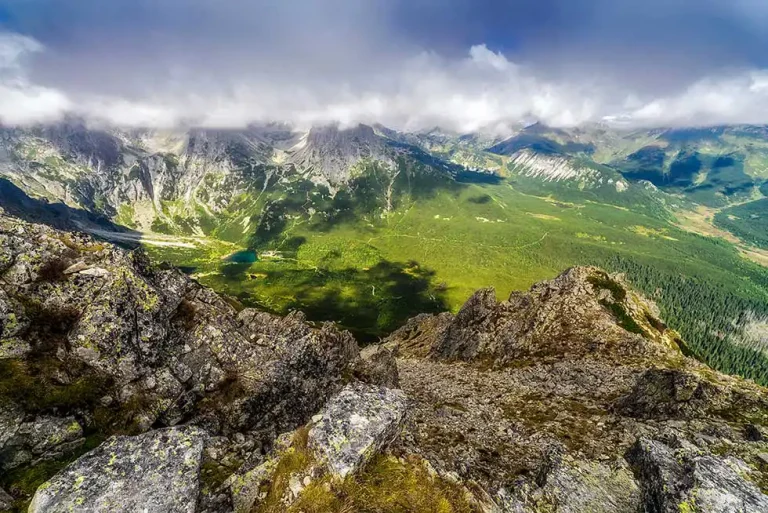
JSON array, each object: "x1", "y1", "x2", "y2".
[
  {"x1": 227, "y1": 383, "x2": 407, "y2": 512},
  {"x1": 287, "y1": 124, "x2": 397, "y2": 185},
  {"x1": 0, "y1": 488, "x2": 12, "y2": 511},
  {"x1": 0, "y1": 405, "x2": 83, "y2": 471},
  {"x1": 627, "y1": 437, "x2": 768, "y2": 513},
  {"x1": 389, "y1": 266, "x2": 682, "y2": 366},
  {"x1": 308, "y1": 383, "x2": 407, "y2": 479},
  {"x1": 354, "y1": 344, "x2": 400, "y2": 388},
  {"x1": 387, "y1": 268, "x2": 768, "y2": 513},
  {"x1": 497, "y1": 454, "x2": 642, "y2": 513},
  {"x1": 0, "y1": 210, "x2": 360, "y2": 508},
  {"x1": 29, "y1": 427, "x2": 206, "y2": 513},
  {"x1": 0, "y1": 210, "x2": 358, "y2": 434}
]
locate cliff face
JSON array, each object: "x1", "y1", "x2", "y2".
[{"x1": 2, "y1": 210, "x2": 768, "y2": 512}]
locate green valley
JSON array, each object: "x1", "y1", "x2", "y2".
[{"x1": 141, "y1": 172, "x2": 768, "y2": 386}]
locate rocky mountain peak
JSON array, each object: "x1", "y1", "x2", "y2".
[
  {"x1": 387, "y1": 265, "x2": 682, "y2": 365},
  {"x1": 288, "y1": 123, "x2": 396, "y2": 185}
]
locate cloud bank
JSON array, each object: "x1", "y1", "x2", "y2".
[{"x1": 2, "y1": 0, "x2": 768, "y2": 131}]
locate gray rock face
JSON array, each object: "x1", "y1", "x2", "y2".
[
  {"x1": 0, "y1": 211, "x2": 359, "y2": 437},
  {"x1": 0, "y1": 404, "x2": 83, "y2": 471},
  {"x1": 308, "y1": 383, "x2": 407, "y2": 479},
  {"x1": 29, "y1": 426, "x2": 206, "y2": 513},
  {"x1": 389, "y1": 267, "x2": 681, "y2": 366},
  {"x1": 390, "y1": 268, "x2": 768, "y2": 513},
  {"x1": 616, "y1": 369, "x2": 736, "y2": 420},
  {"x1": 0, "y1": 210, "x2": 361, "y2": 507},
  {"x1": 287, "y1": 124, "x2": 397, "y2": 185},
  {"x1": 498, "y1": 455, "x2": 641, "y2": 513},
  {"x1": 627, "y1": 438, "x2": 768, "y2": 513},
  {"x1": 355, "y1": 344, "x2": 400, "y2": 388},
  {"x1": 0, "y1": 487, "x2": 13, "y2": 510}
]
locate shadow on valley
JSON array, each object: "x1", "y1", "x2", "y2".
[
  {"x1": 0, "y1": 178, "x2": 139, "y2": 248},
  {"x1": 214, "y1": 259, "x2": 448, "y2": 343}
]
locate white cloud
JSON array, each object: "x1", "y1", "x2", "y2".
[
  {"x1": 4, "y1": 30, "x2": 768, "y2": 131},
  {"x1": 0, "y1": 33, "x2": 71, "y2": 125}
]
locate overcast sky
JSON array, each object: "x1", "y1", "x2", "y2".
[{"x1": 2, "y1": 0, "x2": 768, "y2": 131}]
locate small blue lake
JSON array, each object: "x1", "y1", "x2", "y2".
[{"x1": 225, "y1": 250, "x2": 258, "y2": 264}]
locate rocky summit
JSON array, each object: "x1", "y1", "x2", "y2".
[{"x1": 2, "y1": 209, "x2": 768, "y2": 513}]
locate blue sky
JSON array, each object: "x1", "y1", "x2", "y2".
[{"x1": 1, "y1": 0, "x2": 768, "y2": 130}]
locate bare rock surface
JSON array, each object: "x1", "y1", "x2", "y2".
[
  {"x1": 0, "y1": 487, "x2": 12, "y2": 511},
  {"x1": 28, "y1": 427, "x2": 206, "y2": 513},
  {"x1": 308, "y1": 383, "x2": 407, "y2": 479},
  {"x1": 391, "y1": 266, "x2": 682, "y2": 366},
  {"x1": 0, "y1": 209, "x2": 360, "y2": 508},
  {"x1": 354, "y1": 344, "x2": 400, "y2": 388},
  {"x1": 0, "y1": 410, "x2": 83, "y2": 471},
  {"x1": 388, "y1": 267, "x2": 768, "y2": 512},
  {"x1": 627, "y1": 437, "x2": 768, "y2": 512}
]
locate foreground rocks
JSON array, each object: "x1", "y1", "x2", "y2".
[
  {"x1": 627, "y1": 437, "x2": 768, "y2": 513},
  {"x1": 0, "y1": 406, "x2": 83, "y2": 471},
  {"x1": 308, "y1": 383, "x2": 407, "y2": 479},
  {"x1": 387, "y1": 266, "x2": 768, "y2": 513},
  {"x1": 0, "y1": 209, "x2": 359, "y2": 440},
  {"x1": 29, "y1": 427, "x2": 206, "y2": 513},
  {"x1": 0, "y1": 210, "x2": 360, "y2": 509},
  {"x1": 4, "y1": 209, "x2": 768, "y2": 512}
]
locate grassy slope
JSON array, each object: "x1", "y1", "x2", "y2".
[{"x1": 714, "y1": 198, "x2": 768, "y2": 250}]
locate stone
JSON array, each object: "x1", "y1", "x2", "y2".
[
  {"x1": 0, "y1": 337, "x2": 31, "y2": 359},
  {"x1": 29, "y1": 426, "x2": 206, "y2": 513},
  {"x1": 0, "y1": 487, "x2": 13, "y2": 510},
  {"x1": 308, "y1": 383, "x2": 407, "y2": 479},
  {"x1": 63, "y1": 261, "x2": 89, "y2": 274},
  {"x1": 0, "y1": 210, "x2": 360, "y2": 438},
  {"x1": 390, "y1": 266, "x2": 678, "y2": 366},
  {"x1": 616, "y1": 369, "x2": 732, "y2": 420},
  {"x1": 497, "y1": 455, "x2": 641, "y2": 513},
  {"x1": 627, "y1": 438, "x2": 768, "y2": 513},
  {"x1": 1, "y1": 411, "x2": 83, "y2": 471},
  {"x1": 78, "y1": 267, "x2": 110, "y2": 277},
  {"x1": 355, "y1": 344, "x2": 400, "y2": 388}
]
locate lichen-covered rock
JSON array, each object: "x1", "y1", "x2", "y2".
[
  {"x1": 29, "y1": 426, "x2": 206, "y2": 513},
  {"x1": 0, "y1": 211, "x2": 359, "y2": 437},
  {"x1": 497, "y1": 454, "x2": 641, "y2": 513},
  {"x1": 0, "y1": 211, "x2": 362, "y2": 507},
  {"x1": 391, "y1": 268, "x2": 768, "y2": 513},
  {"x1": 308, "y1": 383, "x2": 407, "y2": 479},
  {"x1": 0, "y1": 405, "x2": 83, "y2": 471},
  {"x1": 627, "y1": 437, "x2": 768, "y2": 513},
  {"x1": 616, "y1": 369, "x2": 733, "y2": 419}
]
